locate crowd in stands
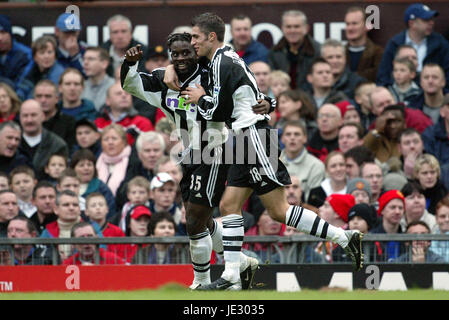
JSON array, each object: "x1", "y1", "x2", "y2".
[{"x1": 0, "y1": 3, "x2": 448, "y2": 266}]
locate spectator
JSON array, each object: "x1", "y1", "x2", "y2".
[
  {"x1": 57, "y1": 68, "x2": 97, "y2": 121},
  {"x1": 377, "y1": 3, "x2": 449, "y2": 88},
  {"x1": 123, "y1": 204, "x2": 152, "y2": 263},
  {"x1": 29, "y1": 181, "x2": 57, "y2": 235},
  {"x1": 430, "y1": 196, "x2": 449, "y2": 262},
  {"x1": 388, "y1": 57, "x2": 422, "y2": 105},
  {"x1": 394, "y1": 221, "x2": 445, "y2": 263},
  {"x1": 371, "y1": 190, "x2": 406, "y2": 262},
  {"x1": 280, "y1": 120, "x2": 324, "y2": 201},
  {"x1": 16, "y1": 35, "x2": 65, "y2": 100},
  {"x1": 243, "y1": 209, "x2": 284, "y2": 264},
  {"x1": 134, "y1": 211, "x2": 185, "y2": 264},
  {"x1": 54, "y1": 13, "x2": 86, "y2": 74},
  {"x1": 0, "y1": 190, "x2": 19, "y2": 237},
  {"x1": 0, "y1": 82, "x2": 20, "y2": 123},
  {"x1": 96, "y1": 124, "x2": 131, "y2": 196},
  {"x1": 308, "y1": 151, "x2": 347, "y2": 208},
  {"x1": 7, "y1": 216, "x2": 53, "y2": 265},
  {"x1": 117, "y1": 176, "x2": 151, "y2": 232},
  {"x1": 338, "y1": 122, "x2": 364, "y2": 154},
  {"x1": 154, "y1": 155, "x2": 183, "y2": 205},
  {"x1": 95, "y1": 81, "x2": 154, "y2": 146},
  {"x1": 34, "y1": 80, "x2": 76, "y2": 151},
  {"x1": 394, "y1": 44, "x2": 419, "y2": 76},
  {"x1": 275, "y1": 89, "x2": 317, "y2": 139},
  {"x1": 344, "y1": 6, "x2": 384, "y2": 82},
  {"x1": 368, "y1": 86, "x2": 432, "y2": 134},
  {"x1": 400, "y1": 181, "x2": 437, "y2": 232},
  {"x1": 361, "y1": 161, "x2": 384, "y2": 206},
  {"x1": 63, "y1": 221, "x2": 125, "y2": 265},
  {"x1": 0, "y1": 14, "x2": 32, "y2": 87},
  {"x1": 268, "y1": 10, "x2": 320, "y2": 89},
  {"x1": 347, "y1": 177, "x2": 372, "y2": 205},
  {"x1": 269, "y1": 70, "x2": 291, "y2": 100},
  {"x1": 70, "y1": 148, "x2": 116, "y2": 220},
  {"x1": 409, "y1": 63, "x2": 447, "y2": 124},
  {"x1": 397, "y1": 128, "x2": 424, "y2": 179},
  {"x1": 18, "y1": 99, "x2": 68, "y2": 180},
  {"x1": 84, "y1": 192, "x2": 125, "y2": 258},
  {"x1": 347, "y1": 203, "x2": 376, "y2": 234},
  {"x1": 144, "y1": 45, "x2": 169, "y2": 73},
  {"x1": 422, "y1": 93, "x2": 449, "y2": 164},
  {"x1": 81, "y1": 47, "x2": 115, "y2": 112},
  {"x1": 10, "y1": 165, "x2": 37, "y2": 218},
  {"x1": 40, "y1": 190, "x2": 87, "y2": 261},
  {"x1": 229, "y1": 14, "x2": 268, "y2": 65},
  {"x1": 154, "y1": 118, "x2": 176, "y2": 154},
  {"x1": 363, "y1": 104, "x2": 406, "y2": 163},
  {"x1": 102, "y1": 14, "x2": 149, "y2": 76},
  {"x1": 73, "y1": 118, "x2": 102, "y2": 158},
  {"x1": 413, "y1": 153, "x2": 447, "y2": 215},
  {"x1": 56, "y1": 169, "x2": 86, "y2": 213},
  {"x1": 307, "y1": 103, "x2": 342, "y2": 162},
  {"x1": 285, "y1": 175, "x2": 303, "y2": 205},
  {"x1": 43, "y1": 153, "x2": 67, "y2": 185},
  {"x1": 149, "y1": 172, "x2": 182, "y2": 226},
  {"x1": 0, "y1": 172, "x2": 8, "y2": 191},
  {"x1": 0, "y1": 121, "x2": 30, "y2": 174},
  {"x1": 354, "y1": 80, "x2": 377, "y2": 130},
  {"x1": 249, "y1": 61, "x2": 272, "y2": 97},
  {"x1": 335, "y1": 100, "x2": 361, "y2": 125},
  {"x1": 319, "y1": 193, "x2": 355, "y2": 229},
  {"x1": 321, "y1": 39, "x2": 366, "y2": 100},
  {"x1": 305, "y1": 58, "x2": 347, "y2": 109},
  {"x1": 115, "y1": 131, "x2": 165, "y2": 208},
  {"x1": 344, "y1": 145, "x2": 375, "y2": 180}
]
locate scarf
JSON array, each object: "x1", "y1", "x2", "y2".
[{"x1": 96, "y1": 145, "x2": 131, "y2": 196}]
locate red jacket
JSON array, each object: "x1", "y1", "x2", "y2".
[
  {"x1": 63, "y1": 248, "x2": 126, "y2": 265},
  {"x1": 95, "y1": 108, "x2": 155, "y2": 145},
  {"x1": 102, "y1": 222, "x2": 127, "y2": 259}
]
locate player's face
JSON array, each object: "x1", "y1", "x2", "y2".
[
  {"x1": 191, "y1": 26, "x2": 211, "y2": 58},
  {"x1": 170, "y1": 40, "x2": 197, "y2": 77}
]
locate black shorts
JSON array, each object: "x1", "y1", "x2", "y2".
[
  {"x1": 180, "y1": 148, "x2": 229, "y2": 207},
  {"x1": 226, "y1": 121, "x2": 291, "y2": 195}
]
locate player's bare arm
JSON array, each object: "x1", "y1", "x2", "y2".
[
  {"x1": 124, "y1": 44, "x2": 143, "y2": 63},
  {"x1": 163, "y1": 64, "x2": 181, "y2": 91}
]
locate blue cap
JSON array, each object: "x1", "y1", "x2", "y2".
[
  {"x1": 404, "y1": 3, "x2": 438, "y2": 23},
  {"x1": 56, "y1": 13, "x2": 82, "y2": 32},
  {"x1": 0, "y1": 14, "x2": 12, "y2": 35}
]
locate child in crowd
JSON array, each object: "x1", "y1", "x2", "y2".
[
  {"x1": 269, "y1": 70, "x2": 291, "y2": 126},
  {"x1": 118, "y1": 176, "x2": 151, "y2": 233},
  {"x1": 388, "y1": 57, "x2": 422, "y2": 105},
  {"x1": 335, "y1": 100, "x2": 362, "y2": 125},
  {"x1": 44, "y1": 153, "x2": 68, "y2": 185},
  {"x1": 57, "y1": 169, "x2": 86, "y2": 213},
  {"x1": 149, "y1": 172, "x2": 182, "y2": 227},
  {"x1": 10, "y1": 166, "x2": 37, "y2": 218},
  {"x1": 347, "y1": 203, "x2": 376, "y2": 234},
  {"x1": 124, "y1": 205, "x2": 153, "y2": 263},
  {"x1": 154, "y1": 155, "x2": 183, "y2": 205},
  {"x1": 0, "y1": 172, "x2": 9, "y2": 191},
  {"x1": 85, "y1": 192, "x2": 126, "y2": 258},
  {"x1": 354, "y1": 81, "x2": 376, "y2": 130}
]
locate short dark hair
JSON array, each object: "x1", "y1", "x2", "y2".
[
  {"x1": 57, "y1": 168, "x2": 80, "y2": 185},
  {"x1": 70, "y1": 149, "x2": 97, "y2": 177},
  {"x1": 401, "y1": 181, "x2": 424, "y2": 198},
  {"x1": 85, "y1": 46, "x2": 110, "y2": 62},
  {"x1": 398, "y1": 128, "x2": 421, "y2": 143},
  {"x1": 167, "y1": 32, "x2": 192, "y2": 49},
  {"x1": 382, "y1": 103, "x2": 406, "y2": 119},
  {"x1": 55, "y1": 189, "x2": 78, "y2": 206},
  {"x1": 307, "y1": 57, "x2": 330, "y2": 76},
  {"x1": 32, "y1": 180, "x2": 56, "y2": 199},
  {"x1": 406, "y1": 220, "x2": 430, "y2": 233},
  {"x1": 8, "y1": 216, "x2": 37, "y2": 235},
  {"x1": 149, "y1": 211, "x2": 177, "y2": 235},
  {"x1": 282, "y1": 119, "x2": 307, "y2": 137},
  {"x1": 71, "y1": 221, "x2": 96, "y2": 238},
  {"x1": 344, "y1": 146, "x2": 375, "y2": 165},
  {"x1": 340, "y1": 122, "x2": 365, "y2": 139},
  {"x1": 191, "y1": 12, "x2": 225, "y2": 42},
  {"x1": 277, "y1": 89, "x2": 316, "y2": 121}
]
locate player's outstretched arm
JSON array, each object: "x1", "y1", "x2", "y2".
[{"x1": 124, "y1": 44, "x2": 144, "y2": 63}]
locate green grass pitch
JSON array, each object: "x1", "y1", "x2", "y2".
[{"x1": 1, "y1": 283, "x2": 448, "y2": 300}]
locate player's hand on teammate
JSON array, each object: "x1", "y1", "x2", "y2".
[
  {"x1": 125, "y1": 44, "x2": 144, "y2": 63},
  {"x1": 164, "y1": 64, "x2": 181, "y2": 91},
  {"x1": 182, "y1": 84, "x2": 206, "y2": 104},
  {"x1": 252, "y1": 99, "x2": 271, "y2": 115}
]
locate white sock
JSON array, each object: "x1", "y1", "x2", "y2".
[
  {"x1": 285, "y1": 205, "x2": 347, "y2": 247},
  {"x1": 189, "y1": 230, "x2": 212, "y2": 285},
  {"x1": 221, "y1": 214, "x2": 244, "y2": 283},
  {"x1": 210, "y1": 219, "x2": 249, "y2": 272}
]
